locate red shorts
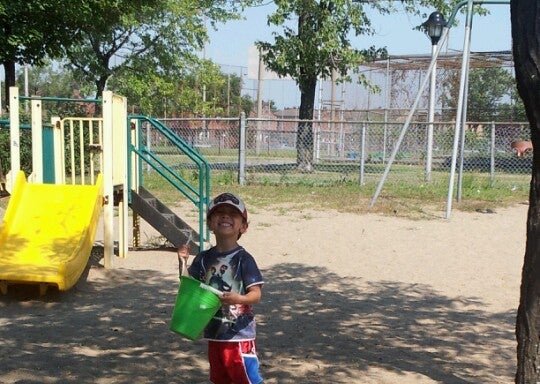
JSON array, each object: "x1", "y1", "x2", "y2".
[{"x1": 208, "y1": 340, "x2": 263, "y2": 384}]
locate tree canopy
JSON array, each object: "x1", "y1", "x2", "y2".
[
  {"x1": 65, "y1": 0, "x2": 258, "y2": 97},
  {"x1": 0, "y1": 0, "x2": 259, "y2": 105},
  {"x1": 109, "y1": 59, "x2": 253, "y2": 117},
  {"x1": 0, "y1": 0, "x2": 115, "y2": 100},
  {"x1": 442, "y1": 67, "x2": 525, "y2": 122},
  {"x1": 255, "y1": 0, "x2": 464, "y2": 170}
]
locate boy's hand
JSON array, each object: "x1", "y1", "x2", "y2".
[
  {"x1": 220, "y1": 291, "x2": 243, "y2": 305},
  {"x1": 177, "y1": 244, "x2": 190, "y2": 260},
  {"x1": 177, "y1": 245, "x2": 189, "y2": 276},
  {"x1": 220, "y1": 285, "x2": 262, "y2": 306}
]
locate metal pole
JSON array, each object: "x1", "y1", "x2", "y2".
[
  {"x1": 370, "y1": 27, "x2": 450, "y2": 208},
  {"x1": 316, "y1": 76, "x2": 322, "y2": 162},
  {"x1": 227, "y1": 74, "x2": 231, "y2": 116},
  {"x1": 146, "y1": 122, "x2": 151, "y2": 173},
  {"x1": 359, "y1": 123, "x2": 366, "y2": 185},
  {"x1": 383, "y1": 58, "x2": 390, "y2": 164},
  {"x1": 490, "y1": 122, "x2": 495, "y2": 186},
  {"x1": 457, "y1": 52, "x2": 472, "y2": 202},
  {"x1": 445, "y1": 0, "x2": 474, "y2": 218},
  {"x1": 238, "y1": 112, "x2": 246, "y2": 185},
  {"x1": 339, "y1": 102, "x2": 344, "y2": 157},
  {"x1": 24, "y1": 64, "x2": 29, "y2": 113},
  {"x1": 330, "y1": 69, "x2": 336, "y2": 123},
  {"x1": 256, "y1": 49, "x2": 264, "y2": 155},
  {"x1": 367, "y1": 0, "x2": 509, "y2": 211},
  {"x1": 426, "y1": 43, "x2": 437, "y2": 182}
]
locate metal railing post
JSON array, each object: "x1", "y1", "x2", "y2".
[
  {"x1": 238, "y1": 112, "x2": 246, "y2": 186},
  {"x1": 359, "y1": 122, "x2": 366, "y2": 185},
  {"x1": 490, "y1": 122, "x2": 495, "y2": 186}
]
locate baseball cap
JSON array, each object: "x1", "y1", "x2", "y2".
[{"x1": 207, "y1": 193, "x2": 248, "y2": 221}]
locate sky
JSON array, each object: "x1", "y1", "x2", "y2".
[{"x1": 205, "y1": 2, "x2": 512, "y2": 109}]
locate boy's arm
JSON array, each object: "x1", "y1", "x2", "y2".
[{"x1": 220, "y1": 284, "x2": 262, "y2": 306}]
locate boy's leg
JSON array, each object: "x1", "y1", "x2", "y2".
[
  {"x1": 240, "y1": 340, "x2": 264, "y2": 384},
  {"x1": 208, "y1": 341, "x2": 233, "y2": 384},
  {"x1": 210, "y1": 340, "x2": 263, "y2": 384}
]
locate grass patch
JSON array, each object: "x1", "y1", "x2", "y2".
[
  {"x1": 133, "y1": 167, "x2": 531, "y2": 220},
  {"x1": 210, "y1": 172, "x2": 530, "y2": 219}
]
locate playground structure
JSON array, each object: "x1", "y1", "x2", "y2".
[
  {"x1": 0, "y1": 87, "x2": 210, "y2": 294},
  {"x1": 370, "y1": 0, "x2": 512, "y2": 219},
  {"x1": 0, "y1": 171, "x2": 102, "y2": 295}
]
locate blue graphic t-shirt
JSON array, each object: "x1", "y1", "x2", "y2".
[{"x1": 188, "y1": 246, "x2": 263, "y2": 341}]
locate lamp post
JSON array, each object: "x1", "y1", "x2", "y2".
[{"x1": 422, "y1": 11, "x2": 446, "y2": 182}]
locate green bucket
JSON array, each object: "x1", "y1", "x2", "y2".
[{"x1": 170, "y1": 276, "x2": 222, "y2": 340}]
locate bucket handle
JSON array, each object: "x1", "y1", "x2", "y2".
[{"x1": 199, "y1": 283, "x2": 224, "y2": 298}]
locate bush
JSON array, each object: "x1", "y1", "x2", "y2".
[{"x1": 0, "y1": 127, "x2": 33, "y2": 177}]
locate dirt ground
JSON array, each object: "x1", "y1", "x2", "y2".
[{"x1": 0, "y1": 202, "x2": 528, "y2": 383}]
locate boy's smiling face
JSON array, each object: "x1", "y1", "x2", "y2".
[{"x1": 208, "y1": 205, "x2": 248, "y2": 240}]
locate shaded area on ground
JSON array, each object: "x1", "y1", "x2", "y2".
[{"x1": 0, "y1": 256, "x2": 515, "y2": 384}]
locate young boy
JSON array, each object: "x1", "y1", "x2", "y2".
[{"x1": 178, "y1": 192, "x2": 264, "y2": 384}]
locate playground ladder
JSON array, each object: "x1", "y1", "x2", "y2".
[{"x1": 128, "y1": 115, "x2": 211, "y2": 252}]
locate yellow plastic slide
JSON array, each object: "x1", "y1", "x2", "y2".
[{"x1": 0, "y1": 171, "x2": 103, "y2": 294}]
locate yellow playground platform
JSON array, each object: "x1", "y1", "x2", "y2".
[{"x1": 0, "y1": 171, "x2": 103, "y2": 295}]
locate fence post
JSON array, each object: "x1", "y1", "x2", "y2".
[
  {"x1": 359, "y1": 122, "x2": 366, "y2": 185},
  {"x1": 490, "y1": 122, "x2": 495, "y2": 186},
  {"x1": 312, "y1": 120, "x2": 321, "y2": 164},
  {"x1": 314, "y1": 122, "x2": 320, "y2": 163},
  {"x1": 382, "y1": 121, "x2": 388, "y2": 165},
  {"x1": 238, "y1": 112, "x2": 246, "y2": 185},
  {"x1": 146, "y1": 121, "x2": 152, "y2": 173}
]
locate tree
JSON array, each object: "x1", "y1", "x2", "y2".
[
  {"x1": 15, "y1": 62, "x2": 93, "y2": 118},
  {"x1": 467, "y1": 67, "x2": 517, "y2": 121},
  {"x1": 0, "y1": 0, "x2": 105, "y2": 104},
  {"x1": 441, "y1": 66, "x2": 525, "y2": 121},
  {"x1": 498, "y1": 83, "x2": 527, "y2": 122},
  {"x1": 65, "y1": 1, "x2": 259, "y2": 98},
  {"x1": 256, "y1": 0, "x2": 455, "y2": 171},
  {"x1": 16, "y1": 61, "x2": 89, "y2": 98},
  {"x1": 109, "y1": 60, "x2": 253, "y2": 117},
  {"x1": 511, "y1": 1, "x2": 540, "y2": 382}
]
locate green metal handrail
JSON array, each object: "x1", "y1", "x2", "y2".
[
  {"x1": 19, "y1": 96, "x2": 102, "y2": 103},
  {"x1": 127, "y1": 115, "x2": 211, "y2": 250}
]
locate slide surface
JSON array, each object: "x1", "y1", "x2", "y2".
[{"x1": 0, "y1": 171, "x2": 102, "y2": 292}]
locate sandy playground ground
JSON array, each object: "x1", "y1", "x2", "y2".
[{"x1": 0, "y1": 201, "x2": 528, "y2": 383}]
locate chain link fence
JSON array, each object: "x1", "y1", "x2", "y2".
[{"x1": 160, "y1": 117, "x2": 532, "y2": 189}]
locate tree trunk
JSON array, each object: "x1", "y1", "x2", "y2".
[
  {"x1": 95, "y1": 76, "x2": 108, "y2": 115},
  {"x1": 96, "y1": 76, "x2": 108, "y2": 99},
  {"x1": 297, "y1": 76, "x2": 316, "y2": 172},
  {"x1": 3, "y1": 60, "x2": 16, "y2": 111},
  {"x1": 511, "y1": 0, "x2": 540, "y2": 382}
]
